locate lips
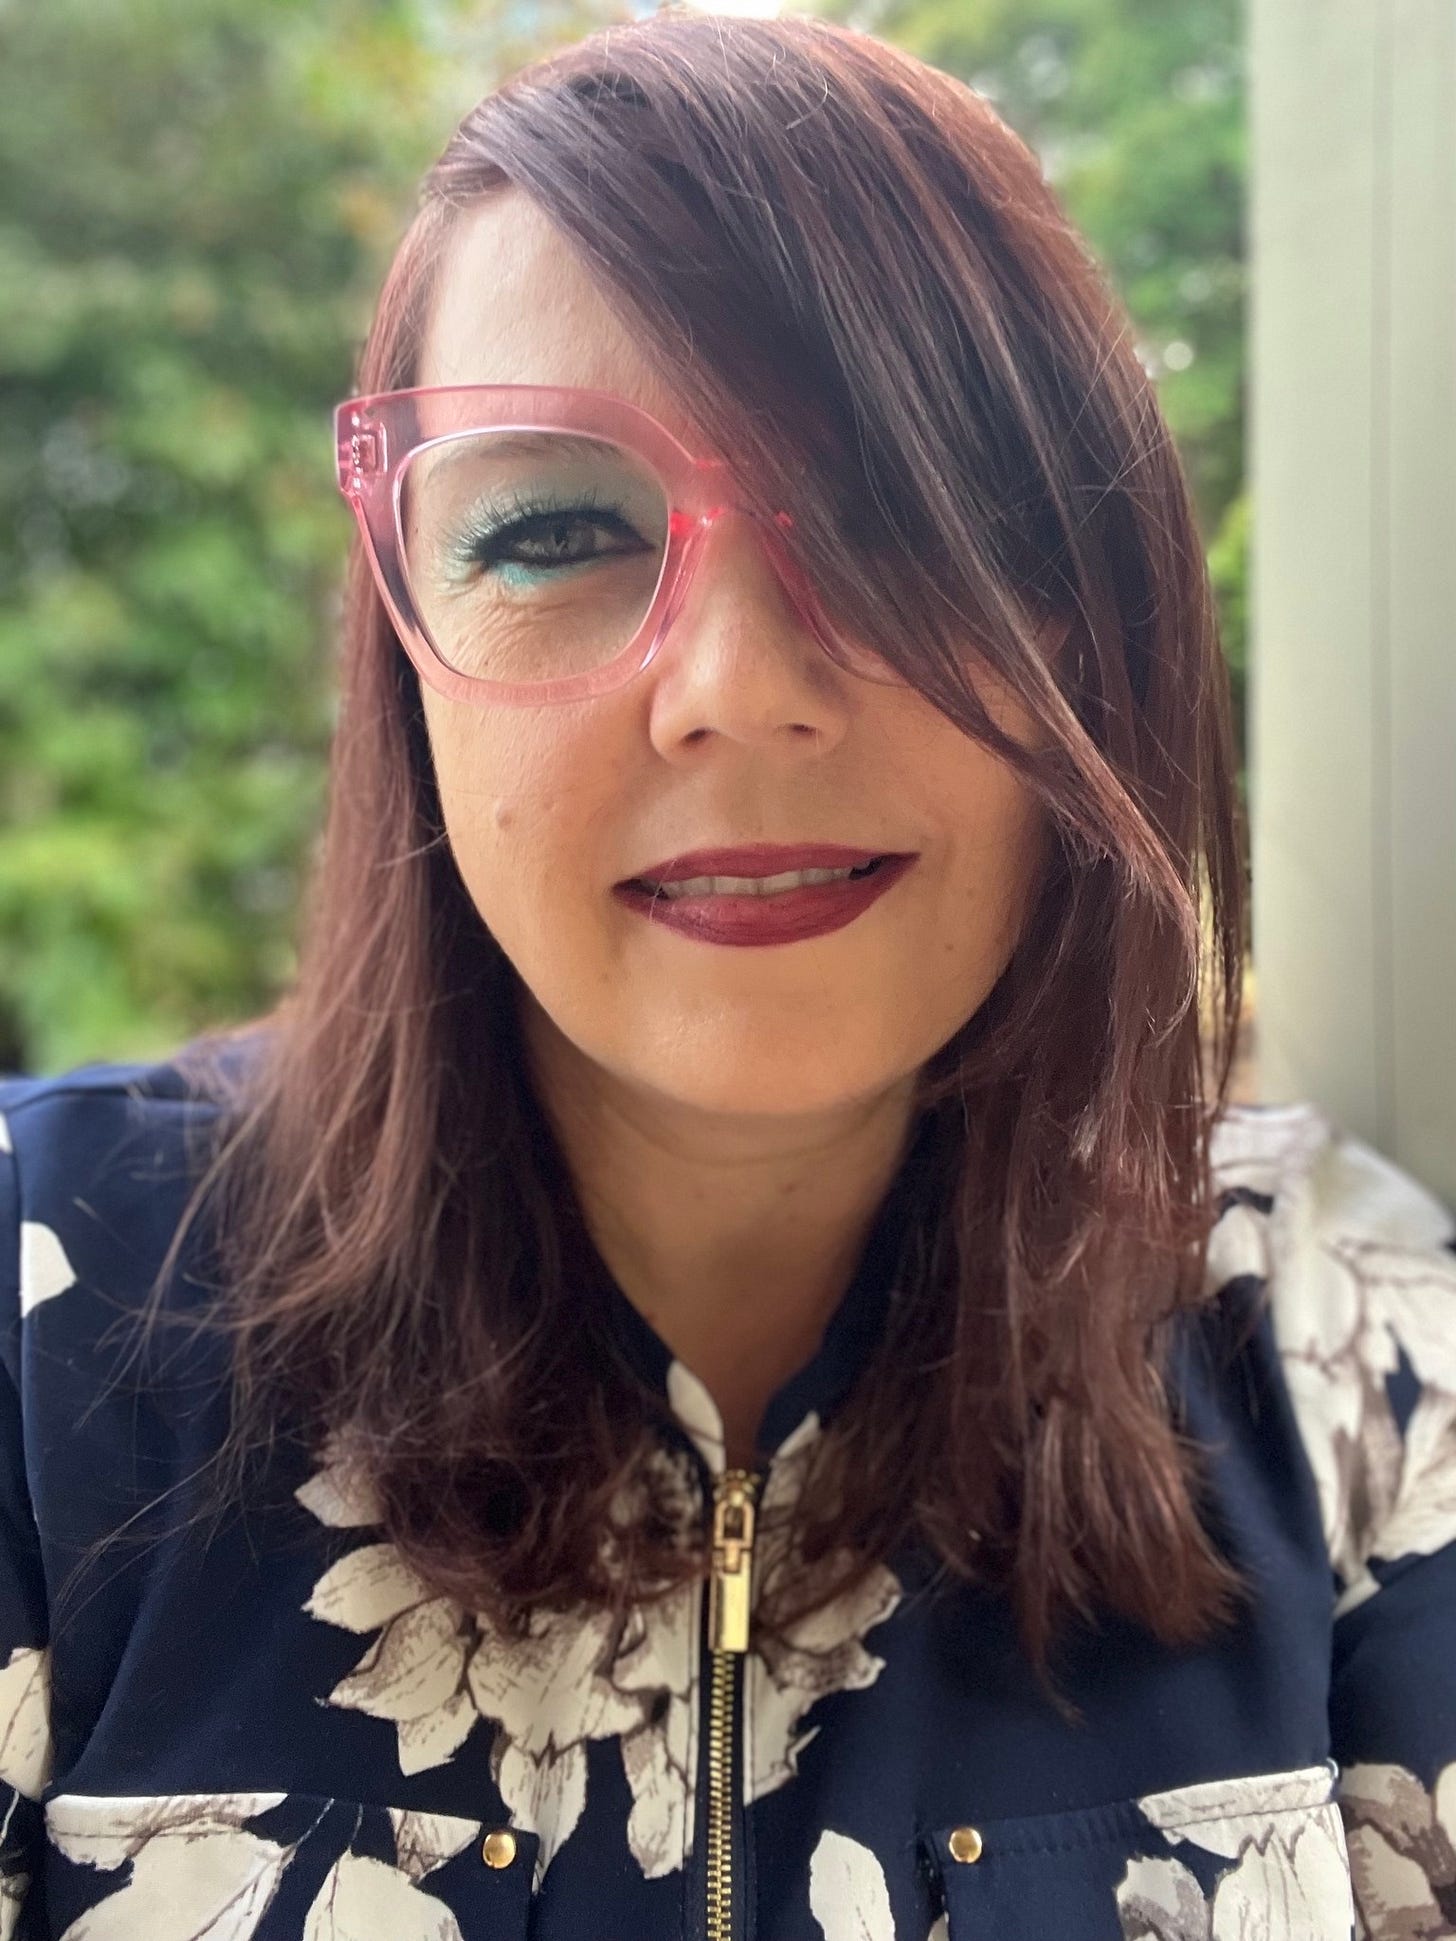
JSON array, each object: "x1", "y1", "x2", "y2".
[
  {"x1": 624, "y1": 843, "x2": 896, "y2": 888},
  {"x1": 613, "y1": 845, "x2": 918, "y2": 948}
]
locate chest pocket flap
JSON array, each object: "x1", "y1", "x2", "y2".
[
  {"x1": 42, "y1": 1788, "x2": 539, "y2": 1938},
  {"x1": 924, "y1": 1760, "x2": 1354, "y2": 1940}
]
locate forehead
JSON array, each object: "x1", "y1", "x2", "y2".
[{"x1": 415, "y1": 189, "x2": 707, "y2": 447}]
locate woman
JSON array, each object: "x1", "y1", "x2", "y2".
[{"x1": 0, "y1": 9, "x2": 1451, "y2": 1937}]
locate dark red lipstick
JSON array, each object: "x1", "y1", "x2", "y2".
[{"x1": 614, "y1": 844, "x2": 917, "y2": 948}]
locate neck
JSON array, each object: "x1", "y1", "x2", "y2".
[{"x1": 519, "y1": 995, "x2": 918, "y2": 1468}]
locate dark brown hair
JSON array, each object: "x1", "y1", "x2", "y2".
[{"x1": 126, "y1": 6, "x2": 1249, "y2": 1702}]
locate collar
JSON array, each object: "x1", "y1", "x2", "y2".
[{"x1": 596, "y1": 1117, "x2": 934, "y2": 1475}]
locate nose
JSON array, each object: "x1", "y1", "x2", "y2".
[{"x1": 643, "y1": 504, "x2": 853, "y2": 761}]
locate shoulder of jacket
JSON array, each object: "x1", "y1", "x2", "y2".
[
  {"x1": 0, "y1": 1027, "x2": 266, "y2": 1149},
  {"x1": 1207, "y1": 1097, "x2": 1454, "y2": 1289},
  {"x1": 1208, "y1": 1098, "x2": 1456, "y2": 1615},
  {"x1": 0, "y1": 1031, "x2": 267, "y2": 1332},
  {"x1": 1, "y1": 1043, "x2": 227, "y2": 1119}
]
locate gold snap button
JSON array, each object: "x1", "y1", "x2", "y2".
[
  {"x1": 481, "y1": 1828, "x2": 517, "y2": 1869},
  {"x1": 948, "y1": 1825, "x2": 984, "y2": 1864}
]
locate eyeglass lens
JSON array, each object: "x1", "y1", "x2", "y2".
[{"x1": 400, "y1": 430, "x2": 674, "y2": 683}]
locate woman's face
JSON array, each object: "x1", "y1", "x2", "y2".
[{"x1": 413, "y1": 190, "x2": 1061, "y2": 1119}]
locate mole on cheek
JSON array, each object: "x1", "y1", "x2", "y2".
[{"x1": 492, "y1": 800, "x2": 514, "y2": 833}]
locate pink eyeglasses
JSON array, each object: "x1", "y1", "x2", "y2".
[{"x1": 333, "y1": 383, "x2": 896, "y2": 708}]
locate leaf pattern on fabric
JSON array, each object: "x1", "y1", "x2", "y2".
[
  {"x1": 298, "y1": 1429, "x2": 702, "y2": 1883},
  {"x1": 808, "y1": 1829, "x2": 896, "y2": 1941},
  {"x1": 745, "y1": 1411, "x2": 902, "y2": 1803},
  {"x1": 47, "y1": 1792, "x2": 292, "y2": 1941},
  {"x1": 0, "y1": 1645, "x2": 52, "y2": 1802},
  {"x1": 17, "y1": 1220, "x2": 75, "y2": 1317},
  {"x1": 42, "y1": 1791, "x2": 508, "y2": 1940},
  {"x1": 1211, "y1": 1106, "x2": 1456, "y2": 1621},
  {"x1": 1118, "y1": 1814, "x2": 1354, "y2": 1940},
  {"x1": 806, "y1": 1829, "x2": 948, "y2": 1941},
  {"x1": 1209, "y1": 1107, "x2": 1456, "y2": 1938},
  {"x1": 1135, "y1": 1761, "x2": 1343, "y2": 1851},
  {"x1": 0, "y1": 1874, "x2": 25, "y2": 1941},
  {"x1": 298, "y1": 1377, "x2": 905, "y2": 1886},
  {"x1": 1339, "y1": 1760, "x2": 1456, "y2": 1939},
  {"x1": 25, "y1": 1059, "x2": 1455, "y2": 1939},
  {"x1": 1115, "y1": 1765, "x2": 1355, "y2": 1939},
  {"x1": 385, "y1": 1809, "x2": 480, "y2": 1883},
  {"x1": 0, "y1": 1646, "x2": 51, "y2": 1941},
  {"x1": 1118, "y1": 1853, "x2": 1215, "y2": 1939},
  {"x1": 1278, "y1": 1220, "x2": 1456, "y2": 1622},
  {"x1": 302, "y1": 1851, "x2": 466, "y2": 1941}
]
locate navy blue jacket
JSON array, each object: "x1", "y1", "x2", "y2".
[{"x1": 0, "y1": 1049, "x2": 1454, "y2": 1939}]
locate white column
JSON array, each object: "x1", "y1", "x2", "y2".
[{"x1": 1248, "y1": 0, "x2": 1456, "y2": 1203}]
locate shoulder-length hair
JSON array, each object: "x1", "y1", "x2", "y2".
[{"x1": 139, "y1": 7, "x2": 1249, "y2": 1705}]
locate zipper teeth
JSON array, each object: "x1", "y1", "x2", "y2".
[
  {"x1": 706, "y1": 1644, "x2": 735, "y2": 1941},
  {"x1": 705, "y1": 1466, "x2": 758, "y2": 1941}
]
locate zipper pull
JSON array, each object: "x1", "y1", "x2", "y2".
[{"x1": 708, "y1": 1469, "x2": 759, "y2": 1654}]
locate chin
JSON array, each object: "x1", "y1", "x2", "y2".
[{"x1": 634, "y1": 1038, "x2": 907, "y2": 1121}]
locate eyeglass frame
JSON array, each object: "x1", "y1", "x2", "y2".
[{"x1": 332, "y1": 382, "x2": 896, "y2": 709}]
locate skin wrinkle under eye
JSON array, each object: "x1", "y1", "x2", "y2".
[{"x1": 420, "y1": 481, "x2": 666, "y2": 682}]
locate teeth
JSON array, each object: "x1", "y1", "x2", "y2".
[{"x1": 650, "y1": 865, "x2": 865, "y2": 901}]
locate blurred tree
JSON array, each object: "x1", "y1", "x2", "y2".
[
  {"x1": 0, "y1": 0, "x2": 628, "y2": 1072},
  {"x1": 822, "y1": 0, "x2": 1249, "y2": 757},
  {"x1": 0, "y1": 0, "x2": 1247, "y2": 1072}
]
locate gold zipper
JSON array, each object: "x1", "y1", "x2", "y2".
[{"x1": 705, "y1": 1467, "x2": 759, "y2": 1941}]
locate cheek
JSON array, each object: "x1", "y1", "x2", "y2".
[
  {"x1": 991, "y1": 796, "x2": 1054, "y2": 949},
  {"x1": 422, "y1": 702, "x2": 608, "y2": 942},
  {"x1": 898, "y1": 719, "x2": 1051, "y2": 967},
  {"x1": 934, "y1": 799, "x2": 1047, "y2": 984}
]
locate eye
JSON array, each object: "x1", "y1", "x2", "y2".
[{"x1": 456, "y1": 493, "x2": 652, "y2": 582}]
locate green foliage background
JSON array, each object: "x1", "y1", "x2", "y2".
[{"x1": 0, "y1": 0, "x2": 1246, "y2": 1074}]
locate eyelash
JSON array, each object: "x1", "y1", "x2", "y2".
[{"x1": 451, "y1": 487, "x2": 642, "y2": 573}]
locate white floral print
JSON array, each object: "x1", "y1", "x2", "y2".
[
  {"x1": 297, "y1": 1369, "x2": 903, "y2": 1885},
  {"x1": 297, "y1": 1440, "x2": 689, "y2": 1880},
  {"x1": 0, "y1": 1876, "x2": 23, "y2": 1941},
  {"x1": 1210, "y1": 1105, "x2": 1456, "y2": 1618},
  {"x1": 809, "y1": 1829, "x2": 895, "y2": 1940},
  {"x1": 8, "y1": 1080, "x2": 1455, "y2": 1939},
  {"x1": 1339, "y1": 1759, "x2": 1456, "y2": 1938},
  {"x1": 808, "y1": 1829, "x2": 951, "y2": 1941},
  {"x1": 744, "y1": 1410, "x2": 902, "y2": 1803},
  {"x1": 47, "y1": 1791, "x2": 291, "y2": 1940},
  {"x1": 17, "y1": 1220, "x2": 75, "y2": 1317},
  {"x1": 384, "y1": 1807, "x2": 482, "y2": 1881},
  {"x1": 0, "y1": 1644, "x2": 51, "y2": 1941},
  {"x1": 1115, "y1": 1763, "x2": 1354, "y2": 1939},
  {"x1": 40, "y1": 1790, "x2": 498, "y2": 1941},
  {"x1": 301, "y1": 1851, "x2": 466, "y2": 1941},
  {"x1": 0, "y1": 1644, "x2": 52, "y2": 1803}
]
